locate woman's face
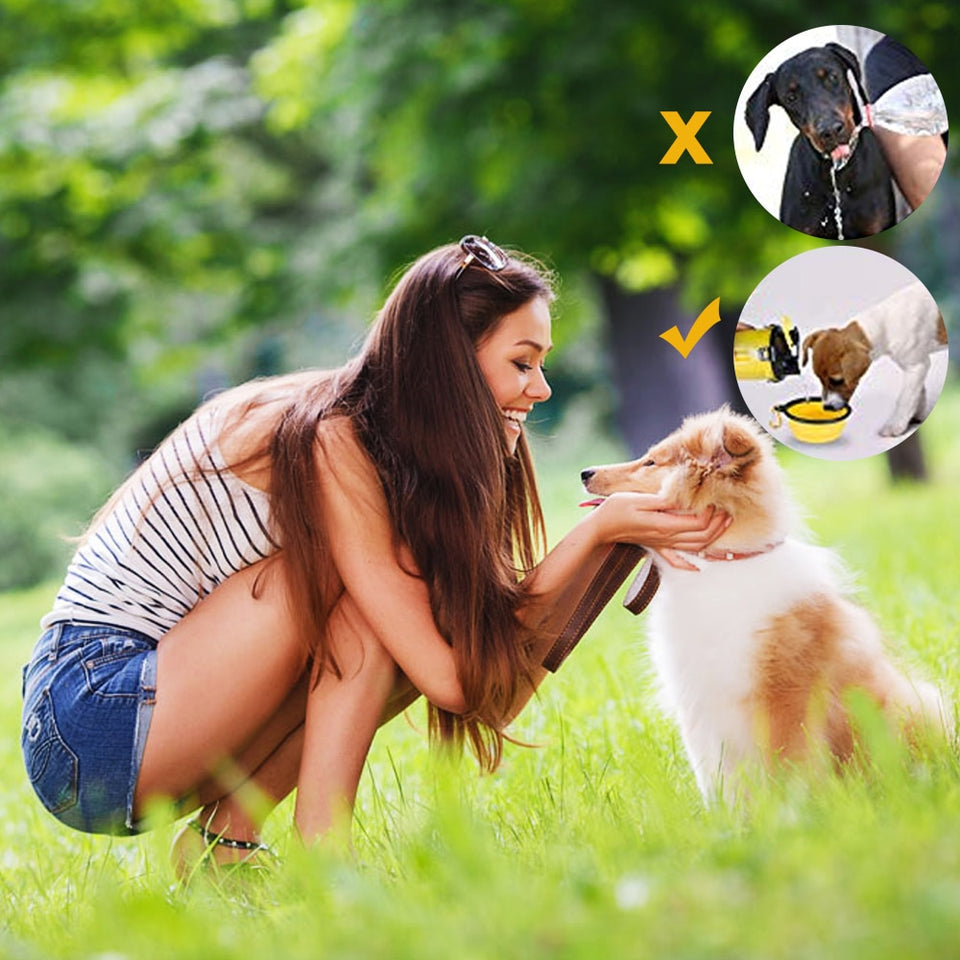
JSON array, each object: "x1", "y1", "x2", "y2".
[{"x1": 474, "y1": 297, "x2": 553, "y2": 455}]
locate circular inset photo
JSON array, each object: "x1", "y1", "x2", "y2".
[
  {"x1": 734, "y1": 25, "x2": 949, "y2": 240},
  {"x1": 734, "y1": 246, "x2": 950, "y2": 460}
]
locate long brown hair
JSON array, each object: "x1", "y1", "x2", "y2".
[{"x1": 270, "y1": 242, "x2": 554, "y2": 770}]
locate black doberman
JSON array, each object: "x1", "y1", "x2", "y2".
[{"x1": 745, "y1": 43, "x2": 895, "y2": 240}]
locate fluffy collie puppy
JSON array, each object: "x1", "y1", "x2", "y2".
[{"x1": 582, "y1": 407, "x2": 948, "y2": 801}]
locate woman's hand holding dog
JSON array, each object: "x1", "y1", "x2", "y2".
[{"x1": 588, "y1": 493, "x2": 730, "y2": 570}]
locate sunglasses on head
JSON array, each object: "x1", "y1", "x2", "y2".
[{"x1": 455, "y1": 235, "x2": 509, "y2": 281}]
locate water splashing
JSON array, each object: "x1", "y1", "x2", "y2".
[{"x1": 829, "y1": 164, "x2": 844, "y2": 240}]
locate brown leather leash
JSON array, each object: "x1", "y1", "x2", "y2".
[{"x1": 541, "y1": 543, "x2": 660, "y2": 673}]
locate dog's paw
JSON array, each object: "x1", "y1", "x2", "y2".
[{"x1": 879, "y1": 420, "x2": 910, "y2": 437}]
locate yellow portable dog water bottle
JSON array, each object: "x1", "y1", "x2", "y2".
[{"x1": 733, "y1": 317, "x2": 801, "y2": 382}]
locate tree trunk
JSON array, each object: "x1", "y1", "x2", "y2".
[
  {"x1": 885, "y1": 431, "x2": 927, "y2": 481},
  {"x1": 598, "y1": 276, "x2": 745, "y2": 455}
]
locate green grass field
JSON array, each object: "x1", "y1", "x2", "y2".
[{"x1": 1, "y1": 392, "x2": 959, "y2": 959}]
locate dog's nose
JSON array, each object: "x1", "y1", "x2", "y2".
[
  {"x1": 817, "y1": 120, "x2": 845, "y2": 147},
  {"x1": 580, "y1": 468, "x2": 595, "y2": 484}
]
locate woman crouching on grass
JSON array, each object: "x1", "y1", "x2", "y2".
[{"x1": 21, "y1": 236, "x2": 728, "y2": 873}]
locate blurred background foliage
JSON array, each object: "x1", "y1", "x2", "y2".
[{"x1": 1, "y1": 0, "x2": 958, "y2": 589}]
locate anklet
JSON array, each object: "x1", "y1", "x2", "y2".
[{"x1": 188, "y1": 817, "x2": 271, "y2": 853}]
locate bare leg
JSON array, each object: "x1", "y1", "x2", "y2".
[
  {"x1": 171, "y1": 599, "x2": 406, "y2": 870},
  {"x1": 170, "y1": 724, "x2": 307, "y2": 875},
  {"x1": 134, "y1": 557, "x2": 306, "y2": 817},
  {"x1": 173, "y1": 641, "x2": 415, "y2": 872},
  {"x1": 181, "y1": 681, "x2": 309, "y2": 850},
  {"x1": 186, "y1": 659, "x2": 419, "y2": 843},
  {"x1": 135, "y1": 555, "x2": 419, "y2": 871},
  {"x1": 186, "y1": 673, "x2": 309, "y2": 812}
]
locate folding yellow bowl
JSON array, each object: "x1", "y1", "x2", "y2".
[{"x1": 769, "y1": 398, "x2": 852, "y2": 443}]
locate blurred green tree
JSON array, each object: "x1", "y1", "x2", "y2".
[
  {"x1": 0, "y1": 0, "x2": 336, "y2": 448},
  {"x1": 1, "y1": 0, "x2": 956, "y2": 455},
  {"x1": 248, "y1": 0, "x2": 959, "y2": 451}
]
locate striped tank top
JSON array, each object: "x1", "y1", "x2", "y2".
[{"x1": 41, "y1": 407, "x2": 278, "y2": 640}]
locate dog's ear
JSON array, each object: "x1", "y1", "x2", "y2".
[
  {"x1": 744, "y1": 72, "x2": 778, "y2": 151},
  {"x1": 825, "y1": 42, "x2": 863, "y2": 83},
  {"x1": 801, "y1": 331, "x2": 824, "y2": 368},
  {"x1": 825, "y1": 42, "x2": 868, "y2": 125},
  {"x1": 721, "y1": 421, "x2": 757, "y2": 461},
  {"x1": 840, "y1": 343, "x2": 871, "y2": 387}
]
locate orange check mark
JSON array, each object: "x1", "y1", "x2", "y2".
[{"x1": 659, "y1": 298, "x2": 722, "y2": 358}]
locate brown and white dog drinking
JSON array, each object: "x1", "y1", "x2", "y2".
[{"x1": 802, "y1": 281, "x2": 947, "y2": 437}]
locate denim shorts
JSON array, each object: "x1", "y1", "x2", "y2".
[{"x1": 21, "y1": 621, "x2": 158, "y2": 835}]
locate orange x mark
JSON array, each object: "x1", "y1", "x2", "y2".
[{"x1": 659, "y1": 111, "x2": 712, "y2": 165}]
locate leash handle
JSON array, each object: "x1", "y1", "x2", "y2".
[
  {"x1": 623, "y1": 555, "x2": 661, "y2": 615},
  {"x1": 541, "y1": 543, "x2": 658, "y2": 673}
]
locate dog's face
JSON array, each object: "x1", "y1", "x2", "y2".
[
  {"x1": 582, "y1": 408, "x2": 788, "y2": 548},
  {"x1": 745, "y1": 43, "x2": 863, "y2": 158},
  {"x1": 801, "y1": 329, "x2": 871, "y2": 408}
]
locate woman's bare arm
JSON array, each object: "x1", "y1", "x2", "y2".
[
  {"x1": 294, "y1": 592, "x2": 400, "y2": 843},
  {"x1": 315, "y1": 418, "x2": 727, "y2": 726},
  {"x1": 506, "y1": 493, "x2": 729, "y2": 720},
  {"x1": 315, "y1": 418, "x2": 467, "y2": 714}
]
